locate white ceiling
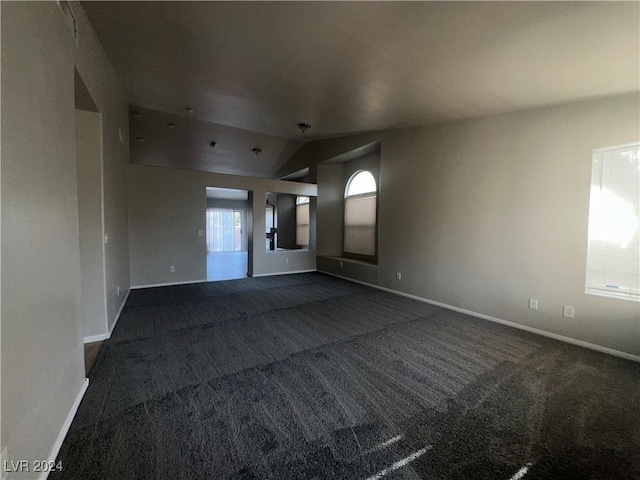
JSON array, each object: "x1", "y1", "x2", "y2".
[
  {"x1": 83, "y1": 1, "x2": 639, "y2": 167},
  {"x1": 206, "y1": 187, "x2": 249, "y2": 201}
]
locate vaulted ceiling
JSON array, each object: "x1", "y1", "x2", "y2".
[{"x1": 83, "y1": 1, "x2": 639, "y2": 176}]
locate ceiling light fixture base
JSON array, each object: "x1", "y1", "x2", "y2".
[{"x1": 297, "y1": 122, "x2": 311, "y2": 134}]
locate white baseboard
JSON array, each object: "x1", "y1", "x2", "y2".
[
  {"x1": 82, "y1": 288, "x2": 131, "y2": 343},
  {"x1": 320, "y1": 270, "x2": 640, "y2": 363},
  {"x1": 131, "y1": 279, "x2": 208, "y2": 289},
  {"x1": 83, "y1": 332, "x2": 109, "y2": 344},
  {"x1": 249, "y1": 269, "x2": 316, "y2": 278},
  {"x1": 39, "y1": 378, "x2": 89, "y2": 480}
]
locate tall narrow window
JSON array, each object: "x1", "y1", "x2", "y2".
[
  {"x1": 296, "y1": 196, "x2": 310, "y2": 246},
  {"x1": 344, "y1": 171, "x2": 377, "y2": 257},
  {"x1": 585, "y1": 143, "x2": 639, "y2": 301}
]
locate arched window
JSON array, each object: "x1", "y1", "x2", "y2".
[
  {"x1": 296, "y1": 196, "x2": 310, "y2": 246},
  {"x1": 344, "y1": 171, "x2": 377, "y2": 257}
]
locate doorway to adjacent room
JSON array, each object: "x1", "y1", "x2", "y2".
[{"x1": 205, "y1": 187, "x2": 250, "y2": 281}]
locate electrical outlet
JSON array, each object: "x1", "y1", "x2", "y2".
[
  {"x1": 563, "y1": 305, "x2": 575, "y2": 318},
  {"x1": 117, "y1": 286, "x2": 120, "y2": 297},
  {"x1": 396, "y1": 272, "x2": 402, "y2": 280},
  {"x1": 529, "y1": 298, "x2": 538, "y2": 310},
  {"x1": 198, "y1": 230, "x2": 204, "y2": 236},
  {"x1": 285, "y1": 258, "x2": 289, "y2": 264},
  {"x1": 339, "y1": 261, "x2": 344, "y2": 268},
  {"x1": 170, "y1": 266, "x2": 175, "y2": 273}
]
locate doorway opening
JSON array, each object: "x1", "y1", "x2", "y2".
[
  {"x1": 75, "y1": 69, "x2": 108, "y2": 373},
  {"x1": 206, "y1": 187, "x2": 250, "y2": 281}
]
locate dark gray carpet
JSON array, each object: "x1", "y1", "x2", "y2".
[{"x1": 53, "y1": 273, "x2": 640, "y2": 479}]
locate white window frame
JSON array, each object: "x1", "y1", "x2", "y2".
[
  {"x1": 296, "y1": 196, "x2": 310, "y2": 246},
  {"x1": 585, "y1": 142, "x2": 639, "y2": 302}
]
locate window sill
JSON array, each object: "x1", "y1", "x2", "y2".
[
  {"x1": 266, "y1": 247, "x2": 313, "y2": 253},
  {"x1": 323, "y1": 255, "x2": 378, "y2": 267},
  {"x1": 585, "y1": 288, "x2": 639, "y2": 303}
]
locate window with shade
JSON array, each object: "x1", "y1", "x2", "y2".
[
  {"x1": 344, "y1": 171, "x2": 377, "y2": 258},
  {"x1": 585, "y1": 143, "x2": 639, "y2": 301},
  {"x1": 296, "y1": 196, "x2": 310, "y2": 246}
]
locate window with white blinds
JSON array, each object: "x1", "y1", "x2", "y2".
[
  {"x1": 585, "y1": 143, "x2": 639, "y2": 301},
  {"x1": 206, "y1": 208, "x2": 236, "y2": 252},
  {"x1": 344, "y1": 171, "x2": 377, "y2": 257},
  {"x1": 296, "y1": 196, "x2": 310, "y2": 246}
]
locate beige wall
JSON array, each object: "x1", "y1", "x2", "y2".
[
  {"x1": 76, "y1": 109, "x2": 108, "y2": 339},
  {"x1": 71, "y1": 2, "x2": 131, "y2": 330},
  {"x1": 281, "y1": 93, "x2": 640, "y2": 357},
  {"x1": 128, "y1": 164, "x2": 317, "y2": 286},
  {"x1": 1, "y1": 1, "x2": 130, "y2": 474},
  {"x1": 2, "y1": 4, "x2": 83, "y2": 474},
  {"x1": 317, "y1": 164, "x2": 344, "y2": 256}
]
